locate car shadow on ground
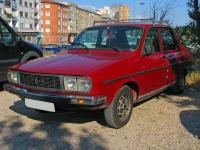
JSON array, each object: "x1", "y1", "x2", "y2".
[
  {"x1": 159, "y1": 87, "x2": 200, "y2": 139},
  {"x1": 9, "y1": 100, "x2": 108, "y2": 127}
]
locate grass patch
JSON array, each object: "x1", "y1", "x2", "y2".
[{"x1": 186, "y1": 71, "x2": 200, "y2": 90}]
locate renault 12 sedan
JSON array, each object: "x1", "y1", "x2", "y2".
[{"x1": 3, "y1": 21, "x2": 194, "y2": 129}]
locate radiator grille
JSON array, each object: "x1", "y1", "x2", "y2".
[{"x1": 19, "y1": 73, "x2": 61, "y2": 90}]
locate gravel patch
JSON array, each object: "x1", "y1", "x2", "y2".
[{"x1": 0, "y1": 83, "x2": 200, "y2": 150}]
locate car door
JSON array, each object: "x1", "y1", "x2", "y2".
[
  {"x1": 141, "y1": 27, "x2": 168, "y2": 94},
  {"x1": 0, "y1": 20, "x2": 21, "y2": 82},
  {"x1": 160, "y1": 27, "x2": 183, "y2": 84}
]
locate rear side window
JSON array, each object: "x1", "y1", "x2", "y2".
[
  {"x1": 0, "y1": 22, "x2": 12, "y2": 44},
  {"x1": 161, "y1": 28, "x2": 177, "y2": 51}
]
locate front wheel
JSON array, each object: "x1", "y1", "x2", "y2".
[
  {"x1": 170, "y1": 72, "x2": 186, "y2": 94},
  {"x1": 104, "y1": 85, "x2": 134, "y2": 129}
]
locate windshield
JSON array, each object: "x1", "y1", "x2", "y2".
[{"x1": 69, "y1": 26, "x2": 143, "y2": 50}]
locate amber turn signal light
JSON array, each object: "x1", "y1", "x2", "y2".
[
  {"x1": 77, "y1": 99, "x2": 87, "y2": 104},
  {"x1": 4, "y1": 87, "x2": 9, "y2": 92}
]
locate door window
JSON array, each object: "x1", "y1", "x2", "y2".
[
  {"x1": 161, "y1": 28, "x2": 177, "y2": 51},
  {"x1": 0, "y1": 22, "x2": 12, "y2": 44},
  {"x1": 143, "y1": 28, "x2": 160, "y2": 54}
]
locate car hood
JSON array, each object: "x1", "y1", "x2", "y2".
[{"x1": 11, "y1": 51, "x2": 130, "y2": 76}]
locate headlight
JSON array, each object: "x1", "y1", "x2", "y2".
[
  {"x1": 63, "y1": 76, "x2": 92, "y2": 93},
  {"x1": 77, "y1": 78, "x2": 92, "y2": 92},
  {"x1": 7, "y1": 70, "x2": 18, "y2": 84}
]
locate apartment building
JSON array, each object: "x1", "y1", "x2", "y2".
[
  {"x1": 96, "y1": 6, "x2": 113, "y2": 18},
  {"x1": 113, "y1": 5, "x2": 131, "y2": 21},
  {"x1": 41, "y1": 0, "x2": 68, "y2": 45},
  {"x1": 62, "y1": 2, "x2": 101, "y2": 43},
  {"x1": 0, "y1": 0, "x2": 41, "y2": 44}
]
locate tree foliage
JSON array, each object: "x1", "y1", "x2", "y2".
[{"x1": 187, "y1": 0, "x2": 200, "y2": 44}]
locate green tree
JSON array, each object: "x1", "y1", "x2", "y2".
[{"x1": 187, "y1": 0, "x2": 200, "y2": 44}]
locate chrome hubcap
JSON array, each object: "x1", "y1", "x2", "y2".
[{"x1": 117, "y1": 94, "x2": 130, "y2": 121}]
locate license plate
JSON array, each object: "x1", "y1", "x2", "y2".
[{"x1": 25, "y1": 98, "x2": 55, "y2": 112}]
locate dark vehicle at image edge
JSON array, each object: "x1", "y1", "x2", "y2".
[
  {"x1": 0, "y1": 16, "x2": 43, "y2": 82},
  {"x1": 3, "y1": 20, "x2": 194, "y2": 129}
]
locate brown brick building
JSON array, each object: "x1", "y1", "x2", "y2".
[
  {"x1": 41, "y1": 0, "x2": 102, "y2": 45},
  {"x1": 41, "y1": 0, "x2": 68, "y2": 45}
]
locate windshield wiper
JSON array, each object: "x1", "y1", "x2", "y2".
[
  {"x1": 70, "y1": 42, "x2": 89, "y2": 50},
  {"x1": 92, "y1": 44, "x2": 120, "y2": 52}
]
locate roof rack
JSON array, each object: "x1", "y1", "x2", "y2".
[{"x1": 93, "y1": 18, "x2": 170, "y2": 26}]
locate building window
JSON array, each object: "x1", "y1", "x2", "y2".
[
  {"x1": 58, "y1": 21, "x2": 60, "y2": 25},
  {"x1": 41, "y1": 11, "x2": 43, "y2": 16},
  {"x1": 30, "y1": 13, "x2": 33, "y2": 18},
  {"x1": 20, "y1": 23, "x2": 24, "y2": 28},
  {"x1": 45, "y1": 3, "x2": 50, "y2": 8},
  {"x1": 41, "y1": 4, "x2": 43, "y2": 8},
  {"x1": 29, "y1": 3, "x2": 33, "y2": 8},
  {"x1": 46, "y1": 28, "x2": 50, "y2": 32},
  {"x1": 58, "y1": 13, "x2": 60, "y2": 17},
  {"x1": 25, "y1": 12, "x2": 28, "y2": 18},
  {"x1": 58, "y1": 28, "x2": 60, "y2": 33},
  {"x1": 46, "y1": 37, "x2": 50, "y2": 42},
  {"x1": 30, "y1": 24, "x2": 33, "y2": 29},
  {"x1": 20, "y1": 11, "x2": 23, "y2": 18},
  {"x1": 25, "y1": 1, "x2": 28, "y2": 7},
  {"x1": 20, "y1": 0, "x2": 23, "y2": 6},
  {"x1": 41, "y1": 28, "x2": 43, "y2": 32},
  {"x1": 45, "y1": 12, "x2": 50, "y2": 16},
  {"x1": 45, "y1": 20, "x2": 50, "y2": 24},
  {"x1": 58, "y1": 6, "x2": 60, "y2": 9}
]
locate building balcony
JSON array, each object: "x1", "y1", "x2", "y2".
[
  {"x1": 4, "y1": 1, "x2": 11, "y2": 7},
  {"x1": 12, "y1": 2, "x2": 17, "y2": 9},
  {"x1": 12, "y1": 15, "x2": 18, "y2": 20},
  {"x1": 34, "y1": 8, "x2": 39, "y2": 13},
  {"x1": 34, "y1": 18, "x2": 40, "y2": 22}
]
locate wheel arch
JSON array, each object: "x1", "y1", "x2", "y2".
[
  {"x1": 123, "y1": 81, "x2": 139, "y2": 101},
  {"x1": 21, "y1": 51, "x2": 40, "y2": 62}
]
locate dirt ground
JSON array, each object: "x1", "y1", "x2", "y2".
[{"x1": 0, "y1": 82, "x2": 200, "y2": 150}]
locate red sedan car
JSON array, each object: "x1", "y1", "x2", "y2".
[{"x1": 4, "y1": 21, "x2": 193, "y2": 129}]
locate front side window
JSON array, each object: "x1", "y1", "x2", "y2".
[
  {"x1": 143, "y1": 28, "x2": 160, "y2": 54},
  {"x1": 161, "y1": 28, "x2": 177, "y2": 51},
  {"x1": 70, "y1": 26, "x2": 143, "y2": 50},
  {"x1": 0, "y1": 22, "x2": 12, "y2": 44}
]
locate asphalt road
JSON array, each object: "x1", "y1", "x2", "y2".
[{"x1": 0, "y1": 82, "x2": 200, "y2": 150}]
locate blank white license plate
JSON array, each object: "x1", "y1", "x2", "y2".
[{"x1": 25, "y1": 98, "x2": 55, "y2": 112}]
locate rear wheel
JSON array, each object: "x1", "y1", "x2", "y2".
[
  {"x1": 104, "y1": 85, "x2": 134, "y2": 129},
  {"x1": 170, "y1": 72, "x2": 186, "y2": 94}
]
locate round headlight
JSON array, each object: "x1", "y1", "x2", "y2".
[
  {"x1": 63, "y1": 77, "x2": 77, "y2": 91},
  {"x1": 7, "y1": 71, "x2": 18, "y2": 84},
  {"x1": 77, "y1": 78, "x2": 92, "y2": 92}
]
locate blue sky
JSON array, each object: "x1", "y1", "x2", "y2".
[{"x1": 63, "y1": 0, "x2": 191, "y2": 26}]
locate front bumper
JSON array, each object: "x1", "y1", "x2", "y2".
[{"x1": 3, "y1": 83, "x2": 106, "y2": 106}]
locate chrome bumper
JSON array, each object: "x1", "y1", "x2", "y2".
[{"x1": 3, "y1": 84, "x2": 106, "y2": 105}]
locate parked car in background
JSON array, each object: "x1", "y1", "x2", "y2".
[
  {"x1": 4, "y1": 19, "x2": 193, "y2": 129},
  {"x1": 0, "y1": 16, "x2": 43, "y2": 82}
]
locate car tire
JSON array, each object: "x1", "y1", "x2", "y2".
[
  {"x1": 104, "y1": 85, "x2": 133, "y2": 129},
  {"x1": 170, "y1": 72, "x2": 186, "y2": 94}
]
